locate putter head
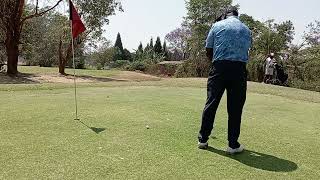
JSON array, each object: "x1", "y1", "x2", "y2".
[{"x1": 74, "y1": 118, "x2": 80, "y2": 121}]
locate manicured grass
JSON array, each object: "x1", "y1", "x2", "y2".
[{"x1": 0, "y1": 79, "x2": 319, "y2": 179}]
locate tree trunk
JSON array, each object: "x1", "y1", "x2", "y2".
[
  {"x1": 4, "y1": 0, "x2": 25, "y2": 76},
  {"x1": 58, "y1": 38, "x2": 73, "y2": 75},
  {"x1": 58, "y1": 58, "x2": 67, "y2": 75},
  {"x1": 5, "y1": 32, "x2": 20, "y2": 76},
  {"x1": 58, "y1": 38, "x2": 66, "y2": 75}
]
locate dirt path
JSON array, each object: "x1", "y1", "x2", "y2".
[{"x1": 0, "y1": 71, "x2": 161, "y2": 84}]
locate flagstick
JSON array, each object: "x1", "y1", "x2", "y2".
[{"x1": 70, "y1": 21, "x2": 79, "y2": 121}]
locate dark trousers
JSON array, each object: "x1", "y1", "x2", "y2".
[{"x1": 198, "y1": 61, "x2": 247, "y2": 149}]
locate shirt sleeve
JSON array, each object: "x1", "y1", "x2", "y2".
[{"x1": 205, "y1": 26, "x2": 215, "y2": 48}]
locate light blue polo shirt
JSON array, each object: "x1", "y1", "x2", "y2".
[{"x1": 206, "y1": 16, "x2": 252, "y2": 63}]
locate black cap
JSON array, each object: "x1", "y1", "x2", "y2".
[
  {"x1": 215, "y1": 8, "x2": 227, "y2": 22},
  {"x1": 226, "y1": 6, "x2": 239, "y2": 16}
]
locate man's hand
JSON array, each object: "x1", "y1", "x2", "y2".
[{"x1": 206, "y1": 48, "x2": 213, "y2": 61}]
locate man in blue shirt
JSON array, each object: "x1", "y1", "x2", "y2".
[{"x1": 198, "y1": 7, "x2": 252, "y2": 154}]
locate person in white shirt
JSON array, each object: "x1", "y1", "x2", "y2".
[{"x1": 264, "y1": 53, "x2": 276, "y2": 83}]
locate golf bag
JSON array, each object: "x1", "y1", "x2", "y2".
[
  {"x1": 0, "y1": 64, "x2": 7, "y2": 73},
  {"x1": 271, "y1": 63, "x2": 288, "y2": 86}
]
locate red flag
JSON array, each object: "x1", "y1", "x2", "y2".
[{"x1": 69, "y1": 0, "x2": 86, "y2": 39}]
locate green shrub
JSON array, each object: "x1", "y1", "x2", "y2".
[
  {"x1": 247, "y1": 54, "x2": 265, "y2": 82},
  {"x1": 289, "y1": 79, "x2": 320, "y2": 92},
  {"x1": 96, "y1": 63, "x2": 103, "y2": 70},
  {"x1": 286, "y1": 45, "x2": 320, "y2": 92},
  {"x1": 111, "y1": 60, "x2": 130, "y2": 68},
  {"x1": 126, "y1": 61, "x2": 147, "y2": 71},
  {"x1": 146, "y1": 63, "x2": 178, "y2": 76},
  {"x1": 75, "y1": 57, "x2": 86, "y2": 69},
  {"x1": 174, "y1": 60, "x2": 199, "y2": 78},
  {"x1": 145, "y1": 64, "x2": 160, "y2": 75}
]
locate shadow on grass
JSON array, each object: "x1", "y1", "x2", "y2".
[
  {"x1": 0, "y1": 72, "x2": 40, "y2": 84},
  {"x1": 206, "y1": 146, "x2": 298, "y2": 172},
  {"x1": 0, "y1": 72, "x2": 127, "y2": 84},
  {"x1": 77, "y1": 120, "x2": 106, "y2": 134},
  {"x1": 75, "y1": 74, "x2": 127, "y2": 82}
]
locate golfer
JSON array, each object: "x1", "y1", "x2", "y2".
[
  {"x1": 264, "y1": 53, "x2": 276, "y2": 83},
  {"x1": 198, "y1": 7, "x2": 252, "y2": 154}
]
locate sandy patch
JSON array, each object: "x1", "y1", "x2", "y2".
[
  {"x1": 0, "y1": 71, "x2": 161, "y2": 84},
  {"x1": 113, "y1": 71, "x2": 161, "y2": 82}
]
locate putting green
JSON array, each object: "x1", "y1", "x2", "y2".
[{"x1": 0, "y1": 81, "x2": 319, "y2": 179}]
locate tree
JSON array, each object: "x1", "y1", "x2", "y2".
[
  {"x1": 239, "y1": 15, "x2": 265, "y2": 82},
  {"x1": 144, "y1": 42, "x2": 153, "y2": 54},
  {"x1": 283, "y1": 21, "x2": 320, "y2": 91},
  {"x1": 170, "y1": 48, "x2": 185, "y2": 61},
  {"x1": 165, "y1": 26, "x2": 191, "y2": 60},
  {"x1": 184, "y1": 0, "x2": 233, "y2": 77},
  {"x1": 0, "y1": 0, "x2": 63, "y2": 76},
  {"x1": 186, "y1": 0, "x2": 232, "y2": 27},
  {"x1": 137, "y1": 42, "x2": 143, "y2": 54},
  {"x1": 259, "y1": 20, "x2": 294, "y2": 55},
  {"x1": 133, "y1": 38, "x2": 165, "y2": 64},
  {"x1": 112, "y1": 32, "x2": 125, "y2": 61},
  {"x1": 22, "y1": 9, "x2": 69, "y2": 67},
  {"x1": 304, "y1": 20, "x2": 320, "y2": 46},
  {"x1": 113, "y1": 47, "x2": 124, "y2": 61},
  {"x1": 143, "y1": 37, "x2": 155, "y2": 59},
  {"x1": 114, "y1": 32, "x2": 124, "y2": 53},
  {"x1": 149, "y1": 38, "x2": 154, "y2": 49},
  {"x1": 240, "y1": 14, "x2": 295, "y2": 55},
  {"x1": 239, "y1": 14, "x2": 265, "y2": 57},
  {"x1": 239, "y1": 15, "x2": 295, "y2": 82},
  {"x1": 154, "y1": 37, "x2": 162, "y2": 54},
  {"x1": 123, "y1": 49, "x2": 132, "y2": 61},
  {"x1": 89, "y1": 40, "x2": 115, "y2": 69},
  {"x1": 162, "y1": 41, "x2": 168, "y2": 60},
  {"x1": 274, "y1": 21, "x2": 295, "y2": 51},
  {"x1": 58, "y1": 0, "x2": 123, "y2": 75}
]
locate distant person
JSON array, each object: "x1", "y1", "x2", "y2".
[
  {"x1": 198, "y1": 7, "x2": 252, "y2": 154},
  {"x1": 264, "y1": 53, "x2": 276, "y2": 83}
]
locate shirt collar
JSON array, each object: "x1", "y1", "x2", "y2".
[{"x1": 226, "y1": 16, "x2": 239, "y2": 19}]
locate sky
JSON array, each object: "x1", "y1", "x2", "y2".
[{"x1": 104, "y1": 0, "x2": 320, "y2": 51}]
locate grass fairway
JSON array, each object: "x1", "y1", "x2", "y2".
[{"x1": 0, "y1": 78, "x2": 320, "y2": 179}]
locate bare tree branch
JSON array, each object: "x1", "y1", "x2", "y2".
[
  {"x1": 297, "y1": 40, "x2": 307, "y2": 51},
  {"x1": 20, "y1": 0, "x2": 63, "y2": 24}
]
